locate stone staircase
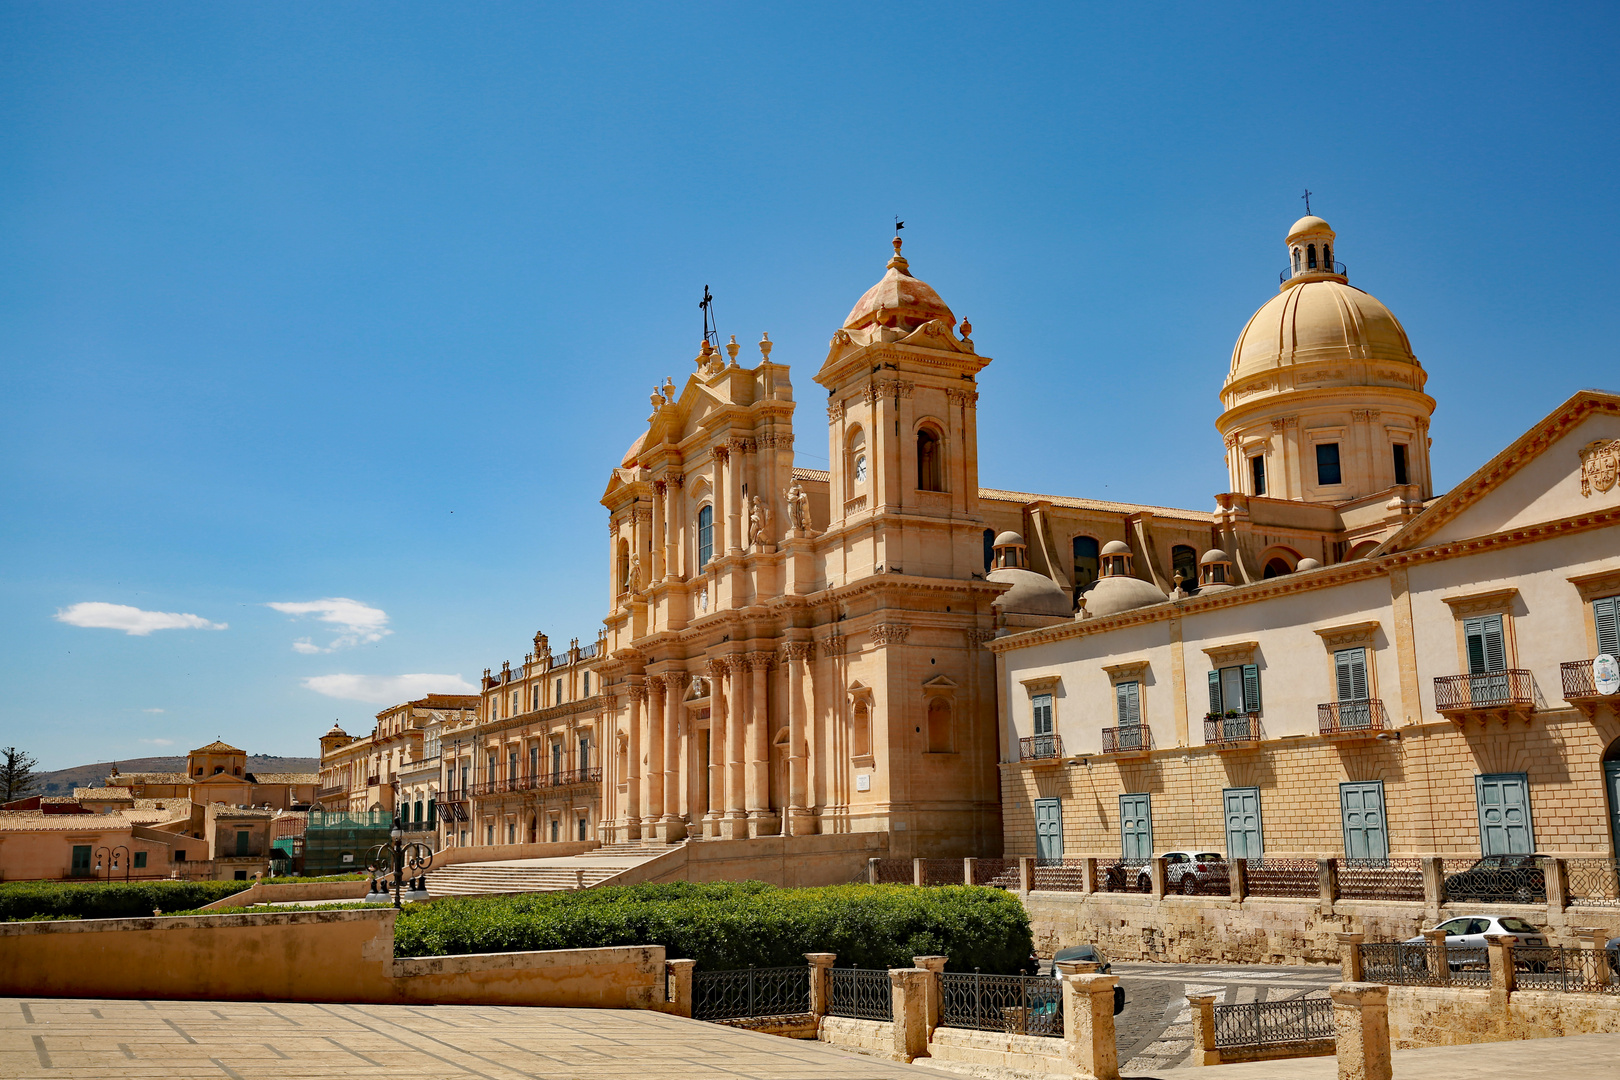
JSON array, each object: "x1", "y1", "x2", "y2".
[{"x1": 426, "y1": 862, "x2": 624, "y2": 897}]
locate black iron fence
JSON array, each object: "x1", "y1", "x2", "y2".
[
  {"x1": 1203, "y1": 714, "x2": 1262, "y2": 746},
  {"x1": 1514, "y1": 947, "x2": 1620, "y2": 994},
  {"x1": 1245, "y1": 858, "x2": 1319, "y2": 899},
  {"x1": 1102, "y1": 724, "x2": 1152, "y2": 755},
  {"x1": 692, "y1": 966, "x2": 811, "y2": 1021},
  {"x1": 939, "y1": 972, "x2": 1063, "y2": 1038},
  {"x1": 1019, "y1": 734, "x2": 1063, "y2": 761},
  {"x1": 1359, "y1": 943, "x2": 1490, "y2": 987},
  {"x1": 828, "y1": 968, "x2": 893, "y2": 1021},
  {"x1": 1565, "y1": 858, "x2": 1620, "y2": 907},
  {"x1": 1440, "y1": 858, "x2": 1547, "y2": 905},
  {"x1": 1433, "y1": 670, "x2": 1535, "y2": 712},
  {"x1": 1337, "y1": 858, "x2": 1424, "y2": 902},
  {"x1": 1212, "y1": 999, "x2": 1335, "y2": 1049}
]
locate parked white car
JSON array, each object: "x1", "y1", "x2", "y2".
[
  {"x1": 1113, "y1": 850, "x2": 1228, "y2": 894},
  {"x1": 1401, "y1": 914, "x2": 1547, "y2": 967}
]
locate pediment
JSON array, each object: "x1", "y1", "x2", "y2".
[
  {"x1": 1377, "y1": 391, "x2": 1620, "y2": 554},
  {"x1": 922, "y1": 674, "x2": 960, "y2": 689}
]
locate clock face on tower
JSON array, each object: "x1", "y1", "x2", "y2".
[{"x1": 854, "y1": 454, "x2": 867, "y2": 483}]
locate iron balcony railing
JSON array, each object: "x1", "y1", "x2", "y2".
[
  {"x1": 691, "y1": 966, "x2": 812, "y2": 1021},
  {"x1": 828, "y1": 968, "x2": 893, "y2": 1021},
  {"x1": 1212, "y1": 999, "x2": 1335, "y2": 1049},
  {"x1": 1318, "y1": 699, "x2": 1387, "y2": 737},
  {"x1": 468, "y1": 767, "x2": 602, "y2": 798},
  {"x1": 1101, "y1": 724, "x2": 1151, "y2": 755},
  {"x1": 939, "y1": 971, "x2": 1063, "y2": 1038},
  {"x1": 1279, "y1": 260, "x2": 1347, "y2": 283},
  {"x1": 1561, "y1": 659, "x2": 1604, "y2": 700},
  {"x1": 1203, "y1": 714, "x2": 1262, "y2": 746},
  {"x1": 1433, "y1": 670, "x2": 1535, "y2": 712},
  {"x1": 1019, "y1": 734, "x2": 1063, "y2": 761},
  {"x1": 1338, "y1": 858, "x2": 1424, "y2": 901}
]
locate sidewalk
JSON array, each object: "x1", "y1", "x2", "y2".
[{"x1": 1150, "y1": 1031, "x2": 1620, "y2": 1079}]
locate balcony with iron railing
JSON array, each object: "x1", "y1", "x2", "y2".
[
  {"x1": 1561, "y1": 658, "x2": 1618, "y2": 716},
  {"x1": 1318, "y1": 699, "x2": 1388, "y2": 739},
  {"x1": 1018, "y1": 734, "x2": 1063, "y2": 763},
  {"x1": 315, "y1": 785, "x2": 345, "y2": 801},
  {"x1": 1203, "y1": 713, "x2": 1262, "y2": 750},
  {"x1": 1434, "y1": 670, "x2": 1535, "y2": 722},
  {"x1": 467, "y1": 767, "x2": 603, "y2": 799},
  {"x1": 1279, "y1": 261, "x2": 1347, "y2": 283},
  {"x1": 1102, "y1": 724, "x2": 1152, "y2": 758}
]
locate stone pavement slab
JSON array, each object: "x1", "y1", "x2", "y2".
[
  {"x1": 0, "y1": 998, "x2": 938, "y2": 1079},
  {"x1": 1149, "y1": 1030, "x2": 1620, "y2": 1079}
]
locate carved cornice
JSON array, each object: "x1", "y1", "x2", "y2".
[
  {"x1": 862, "y1": 379, "x2": 915, "y2": 405},
  {"x1": 760, "y1": 433, "x2": 794, "y2": 450},
  {"x1": 870, "y1": 623, "x2": 911, "y2": 647},
  {"x1": 1440, "y1": 588, "x2": 1519, "y2": 618},
  {"x1": 966, "y1": 628, "x2": 998, "y2": 647},
  {"x1": 1568, "y1": 568, "x2": 1620, "y2": 603},
  {"x1": 1202, "y1": 641, "x2": 1259, "y2": 667},
  {"x1": 1101, "y1": 660, "x2": 1150, "y2": 680},
  {"x1": 1313, "y1": 620, "x2": 1381, "y2": 649}
]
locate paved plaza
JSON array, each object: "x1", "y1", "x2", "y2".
[{"x1": 4, "y1": 996, "x2": 1619, "y2": 1079}]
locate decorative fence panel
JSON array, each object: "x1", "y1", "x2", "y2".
[
  {"x1": 1212, "y1": 999, "x2": 1335, "y2": 1049},
  {"x1": 921, "y1": 859, "x2": 966, "y2": 886},
  {"x1": 1098, "y1": 859, "x2": 1151, "y2": 893},
  {"x1": 828, "y1": 968, "x2": 893, "y2": 1021},
  {"x1": 1439, "y1": 858, "x2": 1548, "y2": 905},
  {"x1": 1513, "y1": 947, "x2": 1620, "y2": 995},
  {"x1": 1337, "y1": 858, "x2": 1424, "y2": 902},
  {"x1": 1244, "y1": 859, "x2": 1319, "y2": 899},
  {"x1": 1031, "y1": 859, "x2": 1087, "y2": 892},
  {"x1": 871, "y1": 859, "x2": 913, "y2": 885},
  {"x1": 1565, "y1": 858, "x2": 1620, "y2": 907},
  {"x1": 1359, "y1": 943, "x2": 1490, "y2": 987},
  {"x1": 692, "y1": 966, "x2": 811, "y2": 1021},
  {"x1": 972, "y1": 858, "x2": 1020, "y2": 889},
  {"x1": 939, "y1": 972, "x2": 1063, "y2": 1038}
]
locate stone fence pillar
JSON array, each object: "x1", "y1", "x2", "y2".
[
  {"x1": 1019, "y1": 856, "x2": 1035, "y2": 893},
  {"x1": 1545, "y1": 857, "x2": 1569, "y2": 913},
  {"x1": 1330, "y1": 982, "x2": 1392, "y2": 1080},
  {"x1": 1337, "y1": 932, "x2": 1365, "y2": 983},
  {"x1": 1187, "y1": 993, "x2": 1219, "y2": 1067},
  {"x1": 1059, "y1": 968, "x2": 1120, "y2": 1080},
  {"x1": 1486, "y1": 934, "x2": 1517, "y2": 995},
  {"x1": 963, "y1": 857, "x2": 977, "y2": 887},
  {"x1": 1081, "y1": 856, "x2": 1098, "y2": 894},
  {"x1": 913, "y1": 858, "x2": 926, "y2": 887},
  {"x1": 1422, "y1": 927, "x2": 1450, "y2": 986},
  {"x1": 1318, "y1": 858, "x2": 1339, "y2": 914},
  {"x1": 911, "y1": 955, "x2": 947, "y2": 1035},
  {"x1": 665, "y1": 958, "x2": 695, "y2": 1017},
  {"x1": 1421, "y1": 857, "x2": 1445, "y2": 920},
  {"x1": 868, "y1": 857, "x2": 880, "y2": 885},
  {"x1": 888, "y1": 967, "x2": 930, "y2": 1062},
  {"x1": 1577, "y1": 929, "x2": 1611, "y2": 985},
  {"x1": 1148, "y1": 857, "x2": 1168, "y2": 899},
  {"x1": 806, "y1": 952, "x2": 836, "y2": 1017},
  {"x1": 1229, "y1": 858, "x2": 1248, "y2": 902}
]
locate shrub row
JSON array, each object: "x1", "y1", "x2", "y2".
[
  {"x1": 393, "y1": 880, "x2": 1033, "y2": 973},
  {"x1": 0, "y1": 879, "x2": 253, "y2": 921}
]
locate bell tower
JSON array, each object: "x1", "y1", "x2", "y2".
[{"x1": 814, "y1": 235, "x2": 991, "y2": 580}]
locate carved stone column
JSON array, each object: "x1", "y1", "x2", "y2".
[
  {"x1": 746, "y1": 651, "x2": 776, "y2": 834},
  {"x1": 713, "y1": 446, "x2": 729, "y2": 561},
  {"x1": 705, "y1": 658, "x2": 727, "y2": 837},
  {"x1": 666, "y1": 474, "x2": 684, "y2": 583},
  {"x1": 625, "y1": 678, "x2": 645, "y2": 839},
  {"x1": 723, "y1": 654, "x2": 748, "y2": 838},
  {"x1": 782, "y1": 641, "x2": 814, "y2": 836},
  {"x1": 646, "y1": 677, "x2": 664, "y2": 836},
  {"x1": 661, "y1": 671, "x2": 688, "y2": 841},
  {"x1": 650, "y1": 480, "x2": 666, "y2": 584}
]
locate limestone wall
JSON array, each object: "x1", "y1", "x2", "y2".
[
  {"x1": 197, "y1": 878, "x2": 370, "y2": 910},
  {"x1": 394, "y1": 944, "x2": 666, "y2": 1009},
  {"x1": 1389, "y1": 985, "x2": 1620, "y2": 1048},
  {"x1": 599, "y1": 831, "x2": 889, "y2": 889}
]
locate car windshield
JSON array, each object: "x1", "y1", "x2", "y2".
[{"x1": 1499, "y1": 918, "x2": 1541, "y2": 934}]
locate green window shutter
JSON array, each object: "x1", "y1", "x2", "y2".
[
  {"x1": 1335, "y1": 649, "x2": 1356, "y2": 702},
  {"x1": 1482, "y1": 615, "x2": 1506, "y2": 671},
  {"x1": 1207, "y1": 670, "x2": 1223, "y2": 714},
  {"x1": 1464, "y1": 616, "x2": 1506, "y2": 674},
  {"x1": 1242, "y1": 664, "x2": 1262, "y2": 714},
  {"x1": 1116, "y1": 681, "x2": 1141, "y2": 725},
  {"x1": 1595, "y1": 597, "x2": 1620, "y2": 656},
  {"x1": 427, "y1": 799, "x2": 436, "y2": 827}
]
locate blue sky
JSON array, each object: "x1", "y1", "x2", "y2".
[{"x1": 3, "y1": 3, "x2": 1618, "y2": 770}]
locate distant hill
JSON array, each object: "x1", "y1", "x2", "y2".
[{"x1": 33, "y1": 755, "x2": 321, "y2": 796}]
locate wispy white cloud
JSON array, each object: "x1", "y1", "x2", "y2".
[
  {"x1": 142, "y1": 708, "x2": 165, "y2": 714},
  {"x1": 267, "y1": 598, "x2": 391, "y2": 652},
  {"x1": 55, "y1": 602, "x2": 227, "y2": 636},
  {"x1": 139, "y1": 737, "x2": 175, "y2": 746},
  {"x1": 301, "y1": 672, "x2": 475, "y2": 704}
]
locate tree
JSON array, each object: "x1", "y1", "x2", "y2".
[{"x1": 0, "y1": 747, "x2": 40, "y2": 802}]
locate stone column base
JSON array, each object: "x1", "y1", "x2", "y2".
[
  {"x1": 700, "y1": 813, "x2": 723, "y2": 839},
  {"x1": 654, "y1": 816, "x2": 688, "y2": 843},
  {"x1": 719, "y1": 812, "x2": 749, "y2": 840},
  {"x1": 747, "y1": 811, "x2": 781, "y2": 838},
  {"x1": 785, "y1": 807, "x2": 818, "y2": 836}
]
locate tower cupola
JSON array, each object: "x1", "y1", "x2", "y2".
[{"x1": 1283, "y1": 215, "x2": 1342, "y2": 283}]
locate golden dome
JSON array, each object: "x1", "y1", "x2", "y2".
[
  {"x1": 1287, "y1": 215, "x2": 1333, "y2": 240},
  {"x1": 1226, "y1": 278, "x2": 1418, "y2": 387},
  {"x1": 843, "y1": 237, "x2": 955, "y2": 333}
]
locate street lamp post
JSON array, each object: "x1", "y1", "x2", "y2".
[
  {"x1": 367, "y1": 813, "x2": 434, "y2": 908},
  {"x1": 94, "y1": 845, "x2": 130, "y2": 882}
]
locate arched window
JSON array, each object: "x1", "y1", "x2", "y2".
[
  {"x1": 851, "y1": 700, "x2": 871, "y2": 759},
  {"x1": 983, "y1": 529, "x2": 995, "y2": 573},
  {"x1": 1262, "y1": 558, "x2": 1292, "y2": 579},
  {"x1": 1172, "y1": 545, "x2": 1198, "y2": 593},
  {"x1": 927, "y1": 698, "x2": 952, "y2": 753},
  {"x1": 697, "y1": 504, "x2": 714, "y2": 568},
  {"x1": 1293, "y1": 247, "x2": 1301, "y2": 273},
  {"x1": 1307, "y1": 244, "x2": 1317, "y2": 269},
  {"x1": 617, "y1": 538, "x2": 630, "y2": 595},
  {"x1": 847, "y1": 426, "x2": 867, "y2": 487},
  {"x1": 1072, "y1": 536, "x2": 1100, "y2": 595},
  {"x1": 1323, "y1": 243, "x2": 1332, "y2": 269},
  {"x1": 917, "y1": 428, "x2": 943, "y2": 491},
  {"x1": 555, "y1": 677, "x2": 563, "y2": 703}
]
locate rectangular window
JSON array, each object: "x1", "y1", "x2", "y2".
[
  {"x1": 1315, "y1": 442, "x2": 1342, "y2": 486},
  {"x1": 427, "y1": 799, "x2": 436, "y2": 828},
  {"x1": 698, "y1": 504, "x2": 714, "y2": 568},
  {"x1": 1476, "y1": 773, "x2": 1534, "y2": 855},
  {"x1": 551, "y1": 742, "x2": 563, "y2": 782},
  {"x1": 511, "y1": 690, "x2": 519, "y2": 714},
  {"x1": 485, "y1": 825, "x2": 495, "y2": 846},
  {"x1": 508, "y1": 751, "x2": 518, "y2": 782},
  {"x1": 460, "y1": 763, "x2": 470, "y2": 794},
  {"x1": 1334, "y1": 647, "x2": 1373, "y2": 728},
  {"x1": 1250, "y1": 455, "x2": 1267, "y2": 496},
  {"x1": 556, "y1": 678, "x2": 563, "y2": 703},
  {"x1": 1114, "y1": 681, "x2": 1141, "y2": 726},
  {"x1": 235, "y1": 830, "x2": 250, "y2": 857},
  {"x1": 529, "y1": 745, "x2": 539, "y2": 779},
  {"x1": 550, "y1": 818, "x2": 559, "y2": 843},
  {"x1": 1032, "y1": 693, "x2": 1053, "y2": 736},
  {"x1": 133, "y1": 851, "x2": 147, "y2": 869},
  {"x1": 71, "y1": 845, "x2": 92, "y2": 875},
  {"x1": 506, "y1": 823, "x2": 516, "y2": 844},
  {"x1": 1594, "y1": 596, "x2": 1619, "y2": 656},
  {"x1": 532, "y1": 685, "x2": 540, "y2": 711},
  {"x1": 175, "y1": 849, "x2": 187, "y2": 863},
  {"x1": 578, "y1": 818, "x2": 588, "y2": 842},
  {"x1": 1206, "y1": 665, "x2": 1261, "y2": 715},
  {"x1": 1223, "y1": 787, "x2": 1263, "y2": 860},
  {"x1": 578, "y1": 737, "x2": 590, "y2": 771},
  {"x1": 1464, "y1": 614, "x2": 1507, "y2": 673},
  {"x1": 1392, "y1": 444, "x2": 1409, "y2": 486}
]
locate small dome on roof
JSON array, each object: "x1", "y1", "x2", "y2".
[
  {"x1": 1100, "y1": 540, "x2": 1132, "y2": 556},
  {"x1": 1084, "y1": 575, "x2": 1168, "y2": 617},
  {"x1": 989, "y1": 567, "x2": 1071, "y2": 618},
  {"x1": 1295, "y1": 557, "x2": 1322, "y2": 571},
  {"x1": 994, "y1": 531, "x2": 1025, "y2": 547},
  {"x1": 843, "y1": 237, "x2": 956, "y2": 334},
  {"x1": 1200, "y1": 548, "x2": 1231, "y2": 565},
  {"x1": 1287, "y1": 215, "x2": 1334, "y2": 240}
]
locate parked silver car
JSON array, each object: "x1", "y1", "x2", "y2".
[
  {"x1": 1401, "y1": 914, "x2": 1548, "y2": 969},
  {"x1": 1126, "y1": 851, "x2": 1229, "y2": 894}
]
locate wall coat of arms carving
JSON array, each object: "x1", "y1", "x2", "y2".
[{"x1": 1579, "y1": 439, "x2": 1620, "y2": 497}]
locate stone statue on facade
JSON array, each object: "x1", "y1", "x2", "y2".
[
  {"x1": 748, "y1": 495, "x2": 773, "y2": 549},
  {"x1": 785, "y1": 480, "x2": 810, "y2": 534}
]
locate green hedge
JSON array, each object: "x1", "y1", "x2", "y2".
[
  {"x1": 0, "y1": 879, "x2": 252, "y2": 921},
  {"x1": 394, "y1": 881, "x2": 1033, "y2": 973}
]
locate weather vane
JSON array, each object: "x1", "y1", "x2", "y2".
[
  {"x1": 894, "y1": 215, "x2": 905, "y2": 234},
  {"x1": 699, "y1": 285, "x2": 718, "y2": 350},
  {"x1": 1301, "y1": 189, "x2": 1313, "y2": 214}
]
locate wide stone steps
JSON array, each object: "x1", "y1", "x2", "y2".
[{"x1": 425, "y1": 864, "x2": 624, "y2": 897}]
